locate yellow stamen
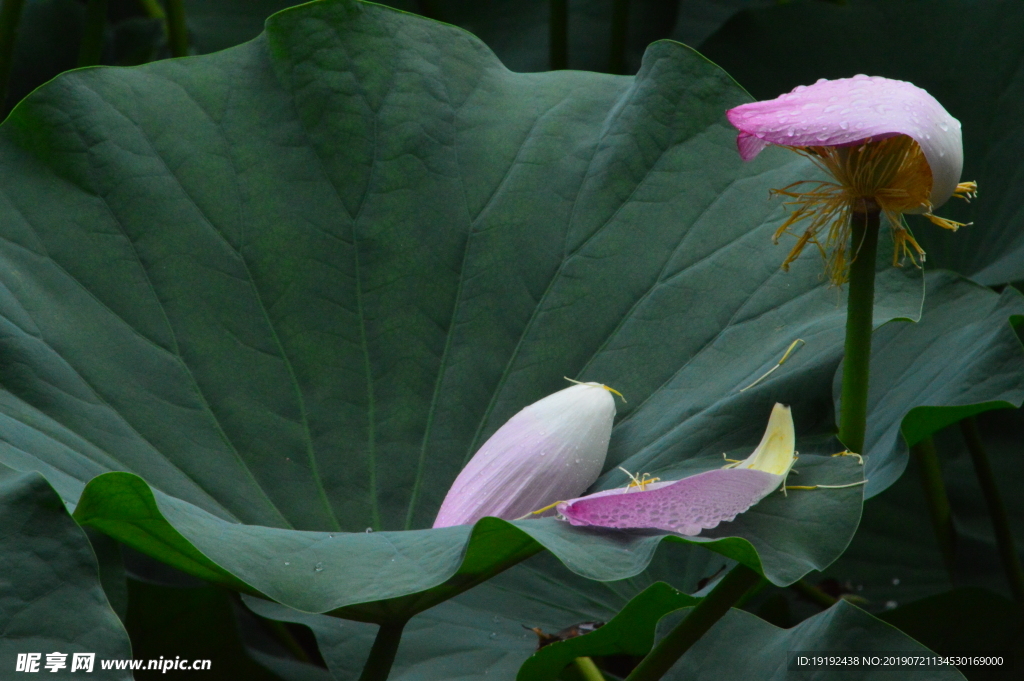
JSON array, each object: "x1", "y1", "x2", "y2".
[
  {"x1": 740, "y1": 338, "x2": 806, "y2": 392},
  {"x1": 831, "y1": 450, "x2": 864, "y2": 465},
  {"x1": 953, "y1": 181, "x2": 978, "y2": 201},
  {"x1": 617, "y1": 466, "x2": 659, "y2": 491},
  {"x1": 563, "y1": 377, "x2": 626, "y2": 403},
  {"x1": 516, "y1": 500, "x2": 565, "y2": 519},
  {"x1": 769, "y1": 135, "x2": 974, "y2": 285},
  {"x1": 785, "y1": 480, "x2": 867, "y2": 491}
]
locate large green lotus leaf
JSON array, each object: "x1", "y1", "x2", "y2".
[
  {"x1": 699, "y1": 0, "x2": 1024, "y2": 287},
  {"x1": 662, "y1": 602, "x2": 966, "y2": 681},
  {"x1": 71, "y1": 454, "x2": 863, "y2": 621},
  {"x1": 0, "y1": 0, "x2": 922, "y2": 622},
  {"x1": 0, "y1": 465, "x2": 132, "y2": 679},
  {"x1": 836, "y1": 272, "x2": 1024, "y2": 496},
  {"x1": 243, "y1": 548, "x2": 723, "y2": 680},
  {"x1": 248, "y1": 552, "x2": 964, "y2": 680}
]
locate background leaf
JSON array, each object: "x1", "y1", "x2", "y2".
[
  {"x1": 662, "y1": 601, "x2": 967, "y2": 680},
  {"x1": 0, "y1": 464, "x2": 132, "y2": 679}
]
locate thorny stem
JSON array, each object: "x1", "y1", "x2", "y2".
[
  {"x1": 837, "y1": 209, "x2": 880, "y2": 456},
  {"x1": 960, "y1": 417, "x2": 1024, "y2": 603},
  {"x1": 911, "y1": 436, "x2": 957, "y2": 579},
  {"x1": 624, "y1": 564, "x2": 761, "y2": 680},
  {"x1": 357, "y1": 620, "x2": 407, "y2": 681}
]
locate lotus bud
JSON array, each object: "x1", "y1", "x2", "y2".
[
  {"x1": 556, "y1": 404, "x2": 796, "y2": 536},
  {"x1": 432, "y1": 381, "x2": 619, "y2": 528}
]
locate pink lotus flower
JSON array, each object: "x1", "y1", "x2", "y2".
[
  {"x1": 727, "y1": 75, "x2": 976, "y2": 284},
  {"x1": 556, "y1": 404, "x2": 795, "y2": 536},
  {"x1": 433, "y1": 381, "x2": 620, "y2": 528}
]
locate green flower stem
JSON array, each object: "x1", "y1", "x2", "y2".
[
  {"x1": 624, "y1": 564, "x2": 761, "y2": 681},
  {"x1": 608, "y1": 0, "x2": 629, "y2": 74},
  {"x1": 959, "y1": 416, "x2": 1024, "y2": 603},
  {"x1": 573, "y1": 656, "x2": 606, "y2": 681},
  {"x1": 165, "y1": 0, "x2": 189, "y2": 58},
  {"x1": 549, "y1": 0, "x2": 567, "y2": 70},
  {"x1": 358, "y1": 620, "x2": 407, "y2": 681},
  {"x1": 0, "y1": 0, "x2": 26, "y2": 110},
  {"x1": 837, "y1": 209, "x2": 881, "y2": 456},
  {"x1": 911, "y1": 436, "x2": 957, "y2": 579},
  {"x1": 77, "y1": 0, "x2": 108, "y2": 67}
]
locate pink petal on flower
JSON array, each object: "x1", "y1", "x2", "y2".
[
  {"x1": 736, "y1": 131, "x2": 769, "y2": 161},
  {"x1": 726, "y1": 75, "x2": 963, "y2": 207},
  {"x1": 556, "y1": 468, "x2": 782, "y2": 536},
  {"x1": 432, "y1": 383, "x2": 617, "y2": 528}
]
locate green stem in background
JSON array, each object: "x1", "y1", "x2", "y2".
[
  {"x1": 790, "y1": 578, "x2": 838, "y2": 609},
  {"x1": 549, "y1": 0, "x2": 567, "y2": 70},
  {"x1": 573, "y1": 656, "x2": 606, "y2": 681},
  {"x1": 625, "y1": 565, "x2": 761, "y2": 681},
  {"x1": 263, "y1": 619, "x2": 312, "y2": 665},
  {"x1": 165, "y1": 0, "x2": 189, "y2": 58},
  {"x1": 607, "y1": 0, "x2": 629, "y2": 74},
  {"x1": 911, "y1": 436, "x2": 957, "y2": 579},
  {"x1": 358, "y1": 620, "x2": 407, "y2": 681},
  {"x1": 837, "y1": 209, "x2": 880, "y2": 456},
  {"x1": 0, "y1": 0, "x2": 26, "y2": 111},
  {"x1": 959, "y1": 417, "x2": 1024, "y2": 603},
  {"x1": 136, "y1": 0, "x2": 165, "y2": 19},
  {"x1": 77, "y1": 0, "x2": 108, "y2": 67}
]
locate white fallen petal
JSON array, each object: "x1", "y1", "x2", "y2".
[{"x1": 432, "y1": 383, "x2": 617, "y2": 528}]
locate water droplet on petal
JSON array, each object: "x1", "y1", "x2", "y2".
[{"x1": 839, "y1": 121, "x2": 849, "y2": 130}]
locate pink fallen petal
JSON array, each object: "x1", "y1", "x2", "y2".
[
  {"x1": 557, "y1": 403, "x2": 794, "y2": 536},
  {"x1": 433, "y1": 383, "x2": 617, "y2": 528},
  {"x1": 556, "y1": 468, "x2": 782, "y2": 536},
  {"x1": 727, "y1": 75, "x2": 963, "y2": 208}
]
